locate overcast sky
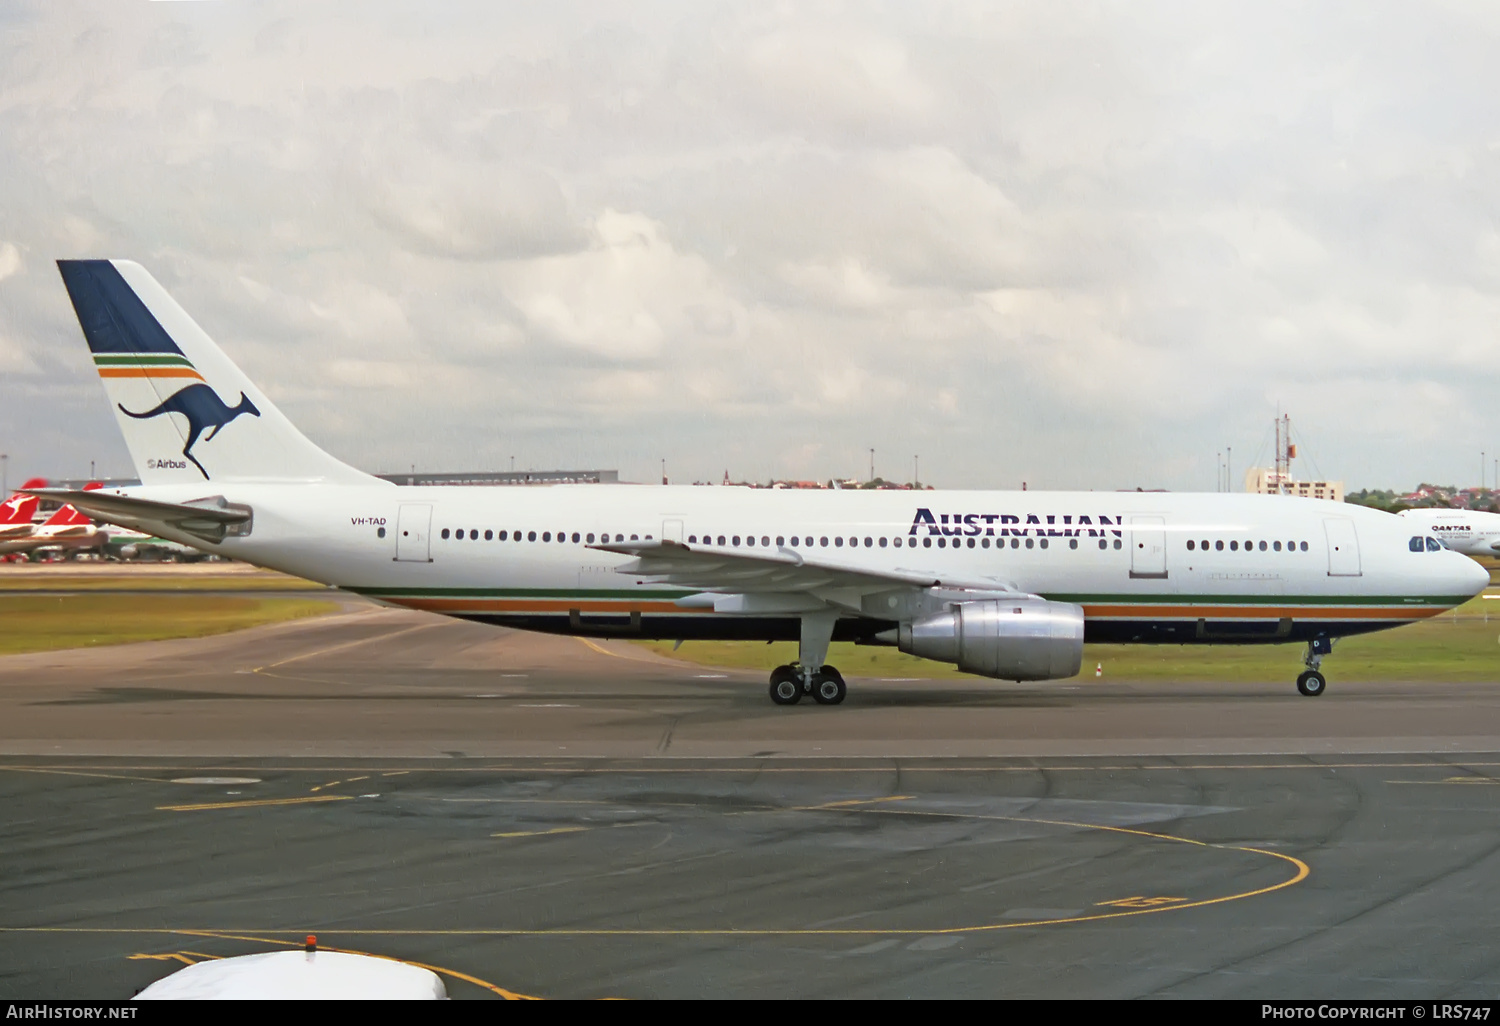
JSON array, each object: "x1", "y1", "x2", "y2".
[{"x1": 2, "y1": 1, "x2": 1498, "y2": 492}]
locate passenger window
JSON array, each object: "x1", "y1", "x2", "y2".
[
  {"x1": 1230, "y1": 540, "x2": 1238, "y2": 551},
  {"x1": 963, "y1": 538, "x2": 972, "y2": 548},
  {"x1": 717, "y1": 535, "x2": 726, "y2": 546},
  {"x1": 1040, "y1": 538, "x2": 1049, "y2": 549},
  {"x1": 630, "y1": 534, "x2": 639, "y2": 541},
  {"x1": 1299, "y1": 541, "x2": 1308, "y2": 551},
  {"x1": 1113, "y1": 539, "x2": 1122, "y2": 550},
  {"x1": 746, "y1": 536, "x2": 755, "y2": 547},
  {"x1": 1069, "y1": 538, "x2": 1077, "y2": 549},
  {"x1": 864, "y1": 537, "x2": 872, "y2": 547},
  {"x1": 1273, "y1": 541, "x2": 1281, "y2": 551},
  {"x1": 484, "y1": 529, "x2": 492, "y2": 541},
  {"x1": 587, "y1": 533, "x2": 595, "y2": 543},
  {"x1": 1098, "y1": 539, "x2": 1106, "y2": 550},
  {"x1": 1025, "y1": 538, "x2": 1034, "y2": 549},
  {"x1": 763, "y1": 537, "x2": 770, "y2": 547},
  {"x1": 441, "y1": 528, "x2": 450, "y2": 539},
  {"x1": 879, "y1": 537, "x2": 887, "y2": 548},
  {"x1": 834, "y1": 537, "x2": 843, "y2": 547},
  {"x1": 542, "y1": 532, "x2": 551, "y2": 542},
  {"x1": 789, "y1": 537, "x2": 798, "y2": 547},
  {"x1": 1215, "y1": 540, "x2": 1223, "y2": 551},
  {"x1": 776, "y1": 536, "x2": 784, "y2": 546},
  {"x1": 1426, "y1": 537, "x2": 1443, "y2": 552},
  {"x1": 937, "y1": 538, "x2": 946, "y2": 548},
  {"x1": 732, "y1": 536, "x2": 741, "y2": 546},
  {"x1": 923, "y1": 538, "x2": 932, "y2": 548},
  {"x1": 820, "y1": 537, "x2": 829, "y2": 547},
  {"x1": 1258, "y1": 540, "x2": 1267, "y2": 551},
  {"x1": 1187, "y1": 540, "x2": 1195, "y2": 551},
  {"x1": 1013, "y1": 538, "x2": 1020, "y2": 549},
  {"x1": 499, "y1": 531, "x2": 508, "y2": 541},
  {"x1": 980, "y1": 538, "x2": 988, "y2": 548},
  {"x1": 1201, "y1": 539, "x2": 1208, "y2": 549},
  {"x1": 893, "y1": 537, "x2": 902, "y2": 547},
  {"x1": 849, "y1": 537, "x2": 857, "y2": 547},
  {"x1": 571, "y1": 532, "x2": 579, "y2": 543}
]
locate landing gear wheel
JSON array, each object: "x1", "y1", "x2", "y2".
[
  {"x1": 769, "y1": 666, "x2": 802, "y2": 705},
  {"x1": 811, "y1": 668, "x2": 847, "y2": 706},
  {"x1": 1296, "y1": 670, "x2": 1326, "y2": 697}
]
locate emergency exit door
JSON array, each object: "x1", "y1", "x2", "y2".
[
  {"x1": 1324, "y1": 518, "x2": 1362, "y2": 576},
  {"x1": 1129, "y1": 515, "x2": 1168, "y2": 579},
  {"x1": 395, "y1": 504, "x2": 433, "y2": 562}
]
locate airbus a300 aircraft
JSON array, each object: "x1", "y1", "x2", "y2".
[
  {"x1": 1398, "y1": 507, "x2": 1500, "y2": 557},
  {"x1": 32, "y1": 260, "x2": 1489, "y2": 704}
]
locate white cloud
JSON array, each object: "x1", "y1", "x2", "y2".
[{"x1": 2, "y1": 2, "x2": 1500, "y2": 489}]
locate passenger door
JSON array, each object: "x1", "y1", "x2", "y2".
[
  {"x1": 1129, "y1": 515, "x2": 1168, "y2": 579},
  {"x1": 662, "y1": 519, "x2": 684, "y2": 543},
  {"x1": 1324, "y1": 518, "x2": 1361, "y2": 576},
  {"x1": 395, "y1": 504, "x2": 433, "y2": 562}
]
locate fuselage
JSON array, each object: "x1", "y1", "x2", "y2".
[{"x1": 108, "y1": 482, "x2": 1489, "y2": 646}]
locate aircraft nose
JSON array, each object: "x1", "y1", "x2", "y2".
[{"x1": 1456, "y1": 555, "x2": 1491, "y2": 598}]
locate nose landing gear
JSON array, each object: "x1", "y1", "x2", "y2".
[{"x1": 1297, "y1": 636, "x2": 1333, "y2": 696}]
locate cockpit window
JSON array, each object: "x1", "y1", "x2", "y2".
[
  {"x1": 1426, "y1": 536, "x2": 1444, "y2": 552},
  {"x1": 1410, "y1": 536, "x2": 1425, "y2": 552}
]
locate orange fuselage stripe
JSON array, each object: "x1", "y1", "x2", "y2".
[{"x1": 385, "y1": 597, "x2": 1443, "y2": 621}]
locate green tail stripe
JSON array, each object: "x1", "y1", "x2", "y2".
[{"x1": 93, "y1": 354, "x2": 196, "y2": 367}]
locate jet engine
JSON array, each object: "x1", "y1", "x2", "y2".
[{"x1": 897, "y1": 599, "x2": 1085, "y2": 680}]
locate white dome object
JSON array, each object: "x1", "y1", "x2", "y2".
[{"x1": 134, "y1": 950, "x2": 447, "y2": 1000}]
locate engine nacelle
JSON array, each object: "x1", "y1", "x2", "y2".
[{"x1": 898, "y1": 599, "x2": 1085, "y2": 681}]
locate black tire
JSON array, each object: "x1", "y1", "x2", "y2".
[
  {"x1": 769, "y1": 666, "x2": 802, "y2": 705},
  {"x1": 1296, "y1": 670, "x2": 1326, "y2": 697},
  {"x1": 811, "y1": 672, "x2": 847, "y2": 705}
]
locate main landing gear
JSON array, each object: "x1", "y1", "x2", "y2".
[
  {"x1": 768, "y1": 664, "x2": 846, "y2": 705},
  {"x1": 768, "y1": 609, "x2": 846, "y2": 706},
  {"x1": 1296, "y1": 636, "x2": 1333, "y2": 697}
]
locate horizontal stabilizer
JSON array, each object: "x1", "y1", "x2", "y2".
[{"x1": 25, "y1": 488, "x2": 250, "y2": 545}]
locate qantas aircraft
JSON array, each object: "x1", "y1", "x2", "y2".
[
  {"x1": 0, "y1": 492, "x2": 40, "y2": 546},
  {"x1": 30, "y1": 260, "x2": 1489, "y2": 703},
  {"x1": 1398, "y1": 507, "x2": 1500, "y2": 557}
]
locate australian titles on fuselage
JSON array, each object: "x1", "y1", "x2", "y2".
[{"x1": 909, "y1": 508, "x2": 1123, "y2": 539}]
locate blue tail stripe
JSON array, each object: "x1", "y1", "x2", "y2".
[{"x1": 56, "y1": 260, "x2": 184, "y2": 356}]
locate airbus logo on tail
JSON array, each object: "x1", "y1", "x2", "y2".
[{"x1": 119, "y1": 384, "x2": 261, "y2": 479}]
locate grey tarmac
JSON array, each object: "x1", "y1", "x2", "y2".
[{"x1": 2, "y1": 603, "x2": 1499, "y2": 998}]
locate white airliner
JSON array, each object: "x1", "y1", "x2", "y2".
[
  {"x1": 31, "y1": 260, "x2": 1489, "y2": 703},
  {"x1": 1397, "y1": 507, "x2": 1500, "y2": 557}
]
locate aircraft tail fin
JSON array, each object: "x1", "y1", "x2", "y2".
[
  {"x1": 41, "y1": 504, "x2": 91, "y2": 528},
  {"x1": 56, "y1": 260, "x2": 377, "y2": 486},
  {"x1": 0, "y1": 494, "x2": 38, "y2": 526}
]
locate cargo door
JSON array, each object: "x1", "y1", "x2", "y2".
[
  {"x1": 1324, "y1": 518, "x2": 1361, "y2": 576},
  {"x1": 1129, "y1": 515, "x2": 1168, "y2": 579},
  {"x1": 395, "y1": 504, "x2": 433, "y2": 562}
]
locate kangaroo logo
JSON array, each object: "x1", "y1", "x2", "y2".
[{"x1": 119, "y1": 384, "x2": 261, "y2": 479}]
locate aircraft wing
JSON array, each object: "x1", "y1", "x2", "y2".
[
  {"x1": 23, "y1": 489, "x2": 249, "y2": 545},
  {"x1": 589, "y1": 539, "x2": 1018, "y2": 596}
]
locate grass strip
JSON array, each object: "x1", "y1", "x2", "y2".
[{"x1": 0, "y1": 594, "x2": 339, "y2": 655}]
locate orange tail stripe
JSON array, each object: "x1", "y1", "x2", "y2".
[{"x1": 97, "y1": 367, "x2": 204, "y2": 379}]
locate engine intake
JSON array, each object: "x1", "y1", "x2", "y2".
[{"x1": 898, "y1": 599, "x2": 1085, "y2": 680}]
